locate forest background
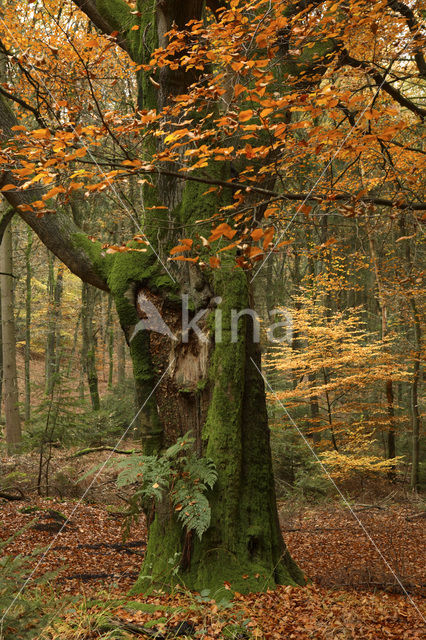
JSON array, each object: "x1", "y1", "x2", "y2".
[{"x1": 0, "y1": 0, "x2": 424, "y2": 638}]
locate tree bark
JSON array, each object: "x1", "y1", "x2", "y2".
[
  {"x1": 24, "y1": 228, "x2": 32, "y2": 421},
  {"x1": 0, "y1": 220, "x2": 21, "y2": 452},
  {"x1": 398, "y1": 217, "x2": 422, "y2": 490},
  {"x1": 117, "y1": 328, "x2": 126, "y2": 385},
  {"x1": 81, "y1": 282, "x2": 100, "y2": 411},
  {"x1": 45, "y1": 258, "x2": 63, "y2": 395},
  {"x1": 368, "y1": 232, "x2": 396, "y2": 475}
]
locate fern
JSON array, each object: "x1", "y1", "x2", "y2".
[{"x1": 115, "y1": 433, "x2": 217, "y2": 540}]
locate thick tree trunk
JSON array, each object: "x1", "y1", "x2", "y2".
[
  {"x1": 0, "y1": 222, "x2": 21, "y2": 452},
  {"x1": 110, "y1": 261, "x2": 304, "y2": 595}
]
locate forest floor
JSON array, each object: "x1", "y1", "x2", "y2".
[{"x1": 1, "y1": 451, "x2": 425, "y2": 639}]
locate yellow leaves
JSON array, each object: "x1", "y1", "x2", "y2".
[
  {"x1": 328, "y1": 2, "x2": 342, "y2": 13},
  {"x1": 42, "y1": 185, "x2": 66, "y2": 200},
  {"x1": 209, "y1": 256, "x2": 221, "y2": 268},
  {"x1": 31, "y1": 129, "x2": 51, "y2": 140},
  {"x1": 121, "y1": 159, "x2": 143, "y2": 167},
  {"x1": 246, "y1": 246, "x2": 263, "y2": 258},
  {"x1": 163, "y1": 128, "x2": 190, "y2": 144},
  {"x1": 169, "y1": 238, "x2": 195, "y2": 260},
  {"x1": 251, "y1": 228, "x2": 263, "y2": 241},
  {"x1": 264, "y1": 206, "x2": 277, "y2": 219},
  {"x1": 208, "y1": 222, "x2": 236, "y2": 242},
  {"x1": 69, "y1": 181, "x2": 85, "y2": 191},
  {"x1": 170, "y1": 256, "x2": 199, "y2": 262},
  {"x1": 188, "y1": 159, "x2": 209, "y2": 171},
  {"x1": 231, "y1": 61, "x2": 245, "y2": 72},
  {"x1": 64, "y1": 147, "x2": 87, "y2": 162},
  {"x1": 218, "y1": 241, "x2": 238, "y2": 253},
  {"x1": 319, "y1": 448, "x2": 405, "y2": 480},
  {"x1": 104, "y1": 244, "x2": 147, "y2": 254},
  {"x1": 130, "y1": 25, "x2": 140, "y2": 31},
  {"x1": 263, "y1": 227, "x2": 274, "y2": 250},
  {"x1": 0, "y1": 184, "x2": 17, "y2": 192},
  {"x1": 260, "y1": 108, "x2": 273, "y2": 119},
  {"x1": 86, "y1": 37, "x2": 100, "y2": 48},
  {"x1": 300, "y1": 204, "x2": 312, "y2": 216},
  {"x1": 202, "y1": 186, "x2": 219, "y2": 196},
  {"x1": 238, "y1": 109, "x2": 254, "y2": 122},
  {"x1": 273, "y1": 123, "x2": 287, "y2": 138},
  {"x1": 170, "y1": 244, "x2": 192, "y2": 255},
  {"x1": 233, "y1": 84, "x2": 246, "y2": 98}
]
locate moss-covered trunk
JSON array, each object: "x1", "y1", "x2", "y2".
[
  {"x1": 108, "y1": 252, "x2": 304, "y2": 595},
  {"x1": 143, "y1": 274, "x2": 303, "y2": 595}
]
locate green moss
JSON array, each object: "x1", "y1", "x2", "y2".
[
  {"x1": 107, "y1": 247, "x2": 177, "y2": 326},
  {"x1": 106, "y1": 247, "x2": 177, "y2": 455},
  {"x1": 136, "y1": 0, "x2": 158, "y2": 103},
  {"x1": 95, "y1": 0, "x2": 142, "y2": 60},
  {"x1": 134, "y1": 263, "x2": 304, "y2": 594},
  {"x1": 72, "y1": 232, "x2": 113, "y2": 282},
  {"x1": 178, "y1": 162, "x2": 230, "y2": 229},
  {"x1": 131, "y1": 510, "x2": 183, "y2": 594}
]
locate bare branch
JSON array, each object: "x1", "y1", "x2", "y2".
[{"x1": 339, "y1": 49, "x2": 426, "y2": 120}]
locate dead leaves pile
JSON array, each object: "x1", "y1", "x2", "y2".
[{"x1": 0, "y1": 498, "x2": 425, "y2": 638}]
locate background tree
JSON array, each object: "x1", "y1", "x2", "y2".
[{"x1": 0, "y1": 217, "x2": 21, "y2": 453}]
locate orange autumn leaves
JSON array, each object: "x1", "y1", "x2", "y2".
[
  {"x1": 0, "y1": 0, "x2": 424, "y2": 264},
  {"x1": 169, "y1": 224, "x2": 281, "y2": 268}
]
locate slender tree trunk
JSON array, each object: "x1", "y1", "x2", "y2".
[
  {"x1": 0, "y1": 222, "x2": 21, "y2": 452},
  {"x1": 409, "y1": 296, "x2": 421, "y2": 490},
  {"x1": 398, "y1": 217, "x2": 422, "y2": 490},
  {"x1": 0, "y1": 287, "x2": 3, "y2": 423},
  {"x1": 45, "y1": 253, "x2": 54, "y2": 393},
  {"x1": 81, "y1": 282, "x2": 100, "y2": 410},
  {"x1": 307, "y1": 248, "x2": 320, "y2": 443},
  {"x1": 308, "y1": 372, "x2": 321, "y2": 444},
  {"x1": 107, "y1": 295, "x2": 114, "y2": 389},
  {"x1": 368, "y1": 232, "x2": 396, "y2": 475},
  {"x1": 45, "y1": 259, "x2": 63, "y2": 395},
  {"x1": 24, "y1": 228, "x2": 33, "y2": 421},
  {"x1": 117, "y1": 328, "x2": 126, "y2": 385}
]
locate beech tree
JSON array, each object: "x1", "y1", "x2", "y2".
[{"x1": 0, "y1": 0, "x2": 424, "y2": 593}]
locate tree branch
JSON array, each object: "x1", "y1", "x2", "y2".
[
  {"x1": 0, "y1": 86, "x2": 47, "y2": 127},
  {"x1": 0, "y1": 94, "x2": 109, "y2": 291},
  {"x1": 72, "y1": 0, "x2": 133, "y2": 56},
  {"x1": 78, "y1": 159, "x2": 426, "y2": 210},
  {"x1": 387, "y1": 0, "x2": 426, "y2": 78},
  {"x1": 0, "y1": 206, "x2": 14, "y2": 246},
  {"x1": 339, "y1": 49, "x2": 426, "y2": 120}
]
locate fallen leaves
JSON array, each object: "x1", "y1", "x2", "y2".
[{"x1": 1, "y1": 497, "x2": 424, "y2": 638}]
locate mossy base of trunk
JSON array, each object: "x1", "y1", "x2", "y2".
[{"x1": 131, "y1": 513, "x2": 304, "y2": 598}]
